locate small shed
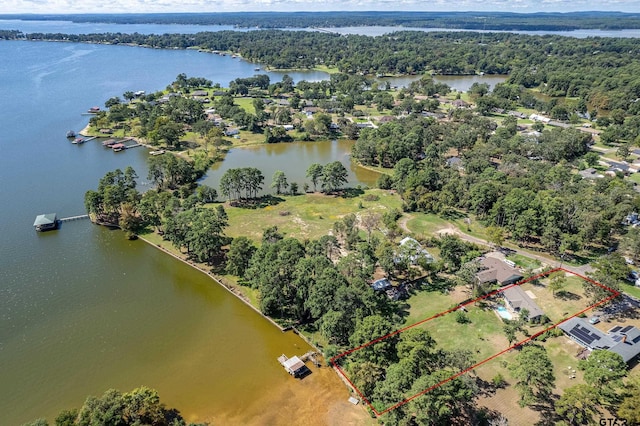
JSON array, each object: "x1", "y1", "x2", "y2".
[{"x1": 33, "y1": 213, "x2": 58, "y2": 231}]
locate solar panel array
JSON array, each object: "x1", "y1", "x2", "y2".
[{"x1": 570, "y1": 324, "x2": 602, "y2": 346}]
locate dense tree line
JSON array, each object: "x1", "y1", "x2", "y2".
[
  {"x1": 12, "y1": 30, "x2": 640, "y2": 113},
  {"x1": 354, "y1": 113, "x2": 640, "y2": 255},
  {"x1": 5, "y1": 11, "x2": 640, "y2": 30}
]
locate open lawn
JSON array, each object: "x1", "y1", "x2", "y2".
[
  {"x1": 404, "y1": 213, "x2": 450, "y2": 238},
  {"x1": 235, "y1": 97, "x2": 257, "y2": 114},
  {"x1": 621, "y1": 282, "x2": 640, "y2": 299},
  {"x1": 404, "y1": 211, "x2": 489, "y2": 242},
  {"x1": 521, "y1": 275, "x2": 594, "y2": 325},
  {"x1": 235, "y1": 130, "x2": 267, "y2": 145},
  {"x1": 224, "y1": 189, "x2": 403, "y2": 242},
  {"x1": 402, "y1": 285, "x2": 462, "y2": 326},
  {"x1": 417, "y1": 302, "x2": 509, "y2": 366},
  {"x1": 475, "y1": 335, "x2": 587, "y2": 425},
  {"x1": 629, "y1": 173, "x2": 640, "y2": 184},
  {"x1": 313, "y1": 65, "x2": 340, "y2": 74},
  {"x1": 403, "y1": 285, "x2": 509, "y2": 370},
  {"x1": 506, "y1": 253, "x2": 541, "y2": 270}
]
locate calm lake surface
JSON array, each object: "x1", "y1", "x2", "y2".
[
  {"x1": 0, "y1": 19, "x2": 640, "y2": 38},
  {"x1": 0, "y1": 39, "x2": 351, "y2": 425},
  {"x1": 3, "y1": 19, "x2": 640, "y2": 38},
  {"x1": 201, "y1": 140, "x2": 379, "y2": 194}
]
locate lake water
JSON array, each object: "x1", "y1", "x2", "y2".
[
  {"x1": 202, "y1": 140, "x2": 380, "y2": 194},
  {"x1": 316, "y1": 25, "x2": 640, "y2": 38},
  {"x1": 3, "y1": 19, "x2": 640, "y2": 39},
  {"x1": 0, "y1": 39, "x2": 359, "y2": 425}
]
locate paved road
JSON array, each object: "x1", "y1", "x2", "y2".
[{"x1": 400, "y1": 215, "x2": 594, "y2": 276}]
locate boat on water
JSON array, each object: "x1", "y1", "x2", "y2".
[
  {"x1": 87, "y1": 106, "x2": 101, "y2": 114},
  {"x1": 66, "y1": 130, "x2": 76, "y2": 138},
  {"x1": 254, "y1": 67, "x2": 260, "y2": 71},
  {"x1": 112, "y1": 143, "x2": 126, "y2": 152},
  {"x1": 72, "y1": 137, "x2": 85, "y2": 144},
  {"x1": 102, "y1": 139, "x2": 117, "y2": 147}
]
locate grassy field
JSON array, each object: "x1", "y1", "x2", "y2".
[
  {"x1": 404, "y1": 213, "x2": 450, "y2": 238},
  {"x1": 621, "y1": 282, "x2": 640, "y2": 299},
  {"x1": 235, "y1": 97, "x2": 257, "y2": 114},
  {"x1": 507, "y1": 253, "x2": 541, "y2": 270},
  {"x1": 629, "y1": 173, "x2": 640, "y2": 184},
  {"x1": 521, "y1": 275, "x2": 592, "y2": 325},
  {"x1": 224, "y1": 189, "x2": 403, "y2": 242},
  {"x1": 313, "y1": 65, "x2": 341, "y2": 74},
  {"x1": 404, "y1": 211, "x2": 489, "y2": 242}
]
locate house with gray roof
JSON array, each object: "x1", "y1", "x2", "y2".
[
  {"x1": 476, "y1": 257, "x2": 524, "y2": 286},
  {"x1": 501, "y1": 285, "x2": 544, "y2": 322},
  {"x1": 559, "y1": 317, "x2": 640, "y2": 364}
]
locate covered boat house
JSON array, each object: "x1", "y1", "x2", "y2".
[
  {"x1": 277, "y1": 354, "x2": 309, "y2": 378},
  {"x1": 33, "y1": 213, "x2": 58, "y2": 231}
]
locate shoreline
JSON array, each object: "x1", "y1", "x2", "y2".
[
  {"x1": 136, "y1": 232, "x2": 327, "y2": 357},
  {"x1": 136, "y1": 233, "x2": 288, "y2": 332}
]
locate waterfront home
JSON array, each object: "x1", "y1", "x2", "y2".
[{"x1": 33, "y1": 213, "x2": 58, "y2": 232}]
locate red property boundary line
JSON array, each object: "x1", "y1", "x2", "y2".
[{"x1": 330, "y1": 267, "x2": 620, "y2": 417}]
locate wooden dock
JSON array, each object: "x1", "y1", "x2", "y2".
[
  {"x1": 278, "y1": 352, "x2": 317, "y2": 377},
  {"x1": 300, "y1": 351, "x2": 321, "y2": 367},
  {"x1": 59, "y1": 214, "x2": 89, "y2": 223}
]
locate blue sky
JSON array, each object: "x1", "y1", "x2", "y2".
[{"x1": 2, "y1": 0, "x2": 640, "y2": 14}]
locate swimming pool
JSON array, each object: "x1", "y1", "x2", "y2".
[{"x1": 496, "y1": 306, "x2": 513, "y2": 320}]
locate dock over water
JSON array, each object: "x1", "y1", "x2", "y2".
[
  {"x1": 277, "y1": 351, "x2": 319, "y2": 377},
  {"x1": 59, "y1": 215, "x2": 89, "y2": 223}
]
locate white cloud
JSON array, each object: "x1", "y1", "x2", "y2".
[{"x1": 1, "y1": 0, "x2": 640, "y2": 13}]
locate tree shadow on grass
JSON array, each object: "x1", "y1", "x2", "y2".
[
  {"x1": 556, "y1": 291, "x2": 582, "y2": 301},
  {"x1": 441, "y1": 208, "x2": 467, "y2": 220},
  {"x1": 530, "y1": 395, "x2": 561, "y2": 426},
  {"x1": 337, "y1": 187, "x2": 365, "y2": 198},
  {"x1": 230, "y1": 195, "x2": 285, "y2": 209},
  {"x1": 474, "y1": 376, "x2": 498, "y2": 398}
]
